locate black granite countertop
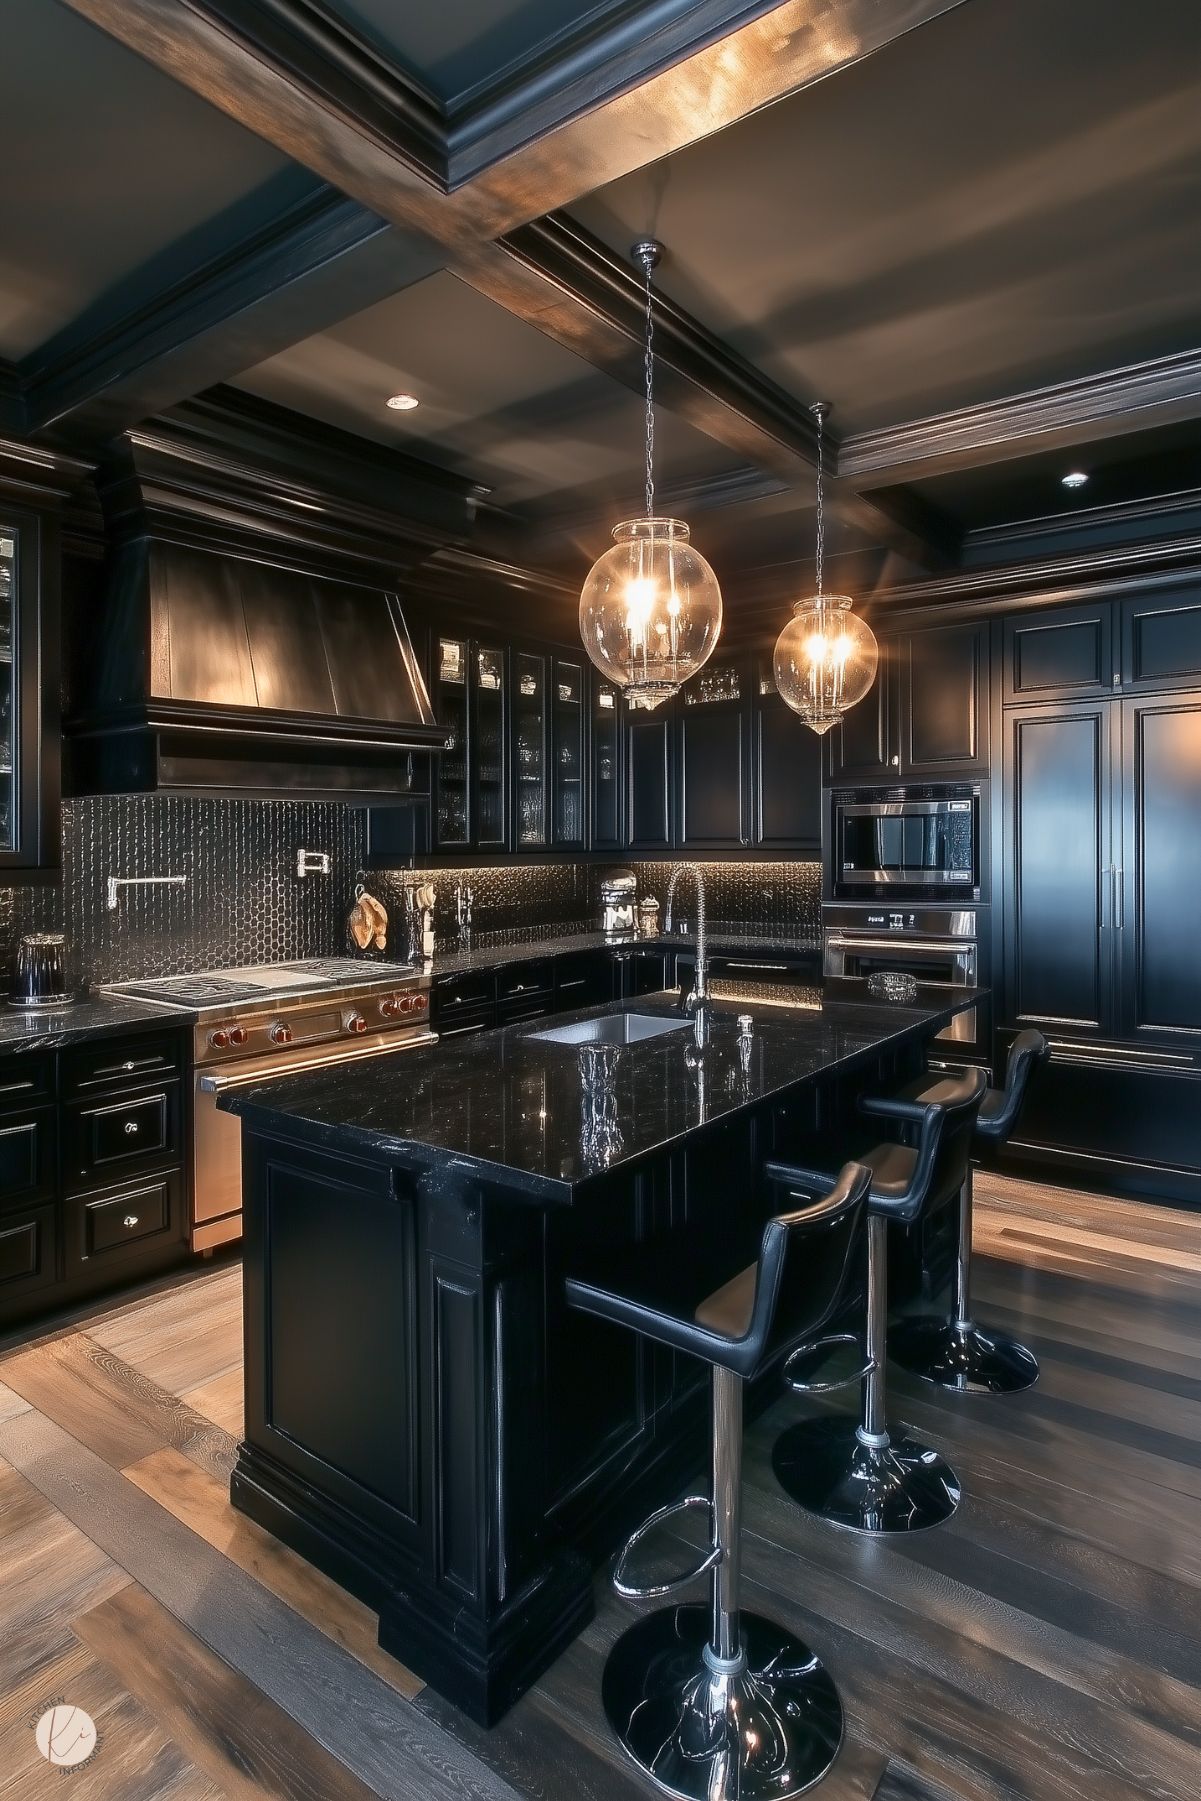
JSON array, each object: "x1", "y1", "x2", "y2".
[
  {"x1": 430, "y1": 921, "x2": 822, "y2": 977},
  {"x1": 222, "y1": 981, "x2": 980, "y2": 1202},
  {"x1": 0, "y1": 993, "x2": 196, "y2": 1055}
]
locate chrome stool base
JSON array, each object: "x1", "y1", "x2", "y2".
[
  {"x1": 601, "y1": 1604, "x2": 843, "y2": 1801},
  {"x1": 890, "y1": 1316, "x2": 1039, "y2": 1395},
  {"x1": 772, "y1": 1415, "x2": 960, "y2": 1534}
]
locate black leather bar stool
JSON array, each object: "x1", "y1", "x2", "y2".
[
  {"x1": 889, "y1": 1030, "x2": 1050, "y2": 1394},
  {"x1": 565, "y1": 1161, "x2": 871, "y2": 1801},
  {"x1": 766, "y1": 1067, "x2": 985, "y2": 1536}
]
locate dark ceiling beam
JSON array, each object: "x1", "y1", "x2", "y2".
[
  {"x1": 22, "y1": 192, "x2": 441, "y2": 444},
  {"x1": 838, "y1": 345, "x2": 1201, "y2": 487},
  {"x1": 54, "y1": 0, "x2": 972, "y2": 566}
]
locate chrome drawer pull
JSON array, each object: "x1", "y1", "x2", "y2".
[
  {"x1": 123, "y1": 1215, "x2": 140, "y2": 1229},
  {"x1": 125, "y1": 1121, "x2": 139, "y2": 1135}
]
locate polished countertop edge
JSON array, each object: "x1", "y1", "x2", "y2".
[
  {"x1": 430, "y1": 923, "x2": 822, "y2": 976},
  {"x1": 222, "y1": 984, "x2": 982, "y2": 1205},
  {"x1": 0, "y1": 993, "x2": 198, "y2": 1053}
]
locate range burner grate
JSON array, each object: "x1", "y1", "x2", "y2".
[{"x1": 118, "y1": 975, "x2": 262, "y2": 1004}]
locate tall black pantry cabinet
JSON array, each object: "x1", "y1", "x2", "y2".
[{"x1": 999, "y1": 584, "x2": 1201, "y2": 1202}]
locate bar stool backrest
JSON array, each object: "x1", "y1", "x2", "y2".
[
  {"x1": 977, "y1": 1030, "x2": 1050, "y2": 1143},
  {"x1": 727, "y1": 1162, "x2": 871, "y2": 1379},
  {"x1": 862, "y1": 1068, "x2": 987, "y2": 1223}
]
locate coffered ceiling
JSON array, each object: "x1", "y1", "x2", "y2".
[{"x1": 3, "y1": 0, "x2": 1200, "y2": 609}]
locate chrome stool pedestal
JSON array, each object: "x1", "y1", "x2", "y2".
[
  {"x1": 566, "y1": 1163, "x2": 871, "y2": 1801},
  {"x1": 603, "y1": 1366, "x2": 843, "y2": 1801},
  {"x1": 772, "y1": 1218, "x2": 961, "y2": 1534},
  {"x1": 889, "y1": 1032, "x2": 1049, "y2": 1397}
]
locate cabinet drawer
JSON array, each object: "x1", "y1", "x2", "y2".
[
  {"x1": 0, "y1": 1204, "x2": 57, "y2": 1304},
  {"x1": 434, "y1": 1011, "x2": 494, "y2": 1042},
  {"x1": 555, "y1": 952, "x2": 612, "y2": 1007},
  {"x1": 80, "y1": 1175, "x2": 176, "y2": 1261},
  {"x1": 65, "y1": 1082, "x2": 180, "y2": 1192},
  {"x1": 0, "y1": 1108, "x2": 55, "y2": 1211},
  {"x1": 63, "y1": 1032, "x2": 183, "y2": 1097},
  {"x1": 431, "y1": 970, "x2": 495, "y2": 1017},
  {"x1": 0, "y1": 1054, "x2": 53, "y2": 1115},
  {"x1": 496, "y1": 960, "x2": 553, "y2": 1002}
]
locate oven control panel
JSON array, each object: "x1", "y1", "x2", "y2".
[{"x1": 864, "y1": 911, "x2": 918, "y2": 931}]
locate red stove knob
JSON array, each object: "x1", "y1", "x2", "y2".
[
  {"x1": 398, "y1": 994, "x2": 415, "y2": 1014},
  {"x1": 412, "y1": 993, "x2": 428, "y2": 1013},
  {"x1": 348, "y1": 1013, "x2": 368, "y2": 1034},
  {"x1": 228, "y1": 1025, "x2": 248, "y2": 1047},
  {"x1": 208, "y1": 1027, "x2": 230, "y2": 1050},
  {"x1": 380, "y1": 996, "x2": 399, "y2": 1019},
  {"x1": 270, "y1": 1023, "x2": 293, "y2": 1046}
]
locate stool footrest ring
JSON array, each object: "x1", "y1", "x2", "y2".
[
  {"x1": 783, "y1": 1332, "x2": 877, "y2": 1395},
  {"x1": 612, "y1": 1495, "x2": 720, "y2": 1601}
]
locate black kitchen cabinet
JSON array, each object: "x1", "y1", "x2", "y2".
[
  {"x1": 0, "y1": 1027, "x2": 189, "y2": 1330},
  {"x1": 752, "y1": 658, "x2": 822, "y2": 849},
  {"x1": 0, "y1": 507, "x2": 60, "y2": 874},
  {"x1": 829, "y1": 623, "x2": 988, "y2": 783},
  {"x1": 627, "y1": 711, "x2": 674, "y2": 850},
  {"x1": 591, "y1": 679, "x2": 622, "y2": 849},
  {"x1": 513, "y1": 651, "x2": 548, "y2": 850},
  {"x1": 1117, "y1": 693, "x2": 1201, "y2": 1048},
  {"x1": 1002, "y1": 602, "x2": 1112, "y2": 704},
  {"x1": 551, "y1": 658, "x2": 585, "y2": 848},
  {"x1": 432, "y1": 636, "x2": 508, "y2": 852},
  {"x1": 1002, "y1": 700, "x2": 1114, "y2": 1037},
  {"x1": 1120, "y1": 587, "x2": 1201, "y2": 692},
  {"x1": 676, "y1": 659, "x2": 748, "y2": 849}
]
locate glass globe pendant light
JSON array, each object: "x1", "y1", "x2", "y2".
[
  {"x1": 579, "y1": 240, "x2": 722, "y2": 710},
  {"x1": 773, "y1": 402, "x2": 878, "y2": 735}
]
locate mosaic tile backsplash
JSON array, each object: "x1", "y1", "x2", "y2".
[
  {"x1": 1, "y1": 799, "x2": 823, "y2": 992},
  {"x1": 0, "y1": 796, "x2": 366, "y2": 991}
]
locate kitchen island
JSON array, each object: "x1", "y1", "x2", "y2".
[{"x1": 221, "y1": 981, "x2": 977, "y2": 1724}]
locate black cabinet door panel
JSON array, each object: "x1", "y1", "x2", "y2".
[
  {"x1": 678, "y1": 707, "x2": 745, "y2": 847},
  {"x1": 900, "y1": 622, "x2": 988, "y2": 775},
  {"x1": 1121, "y1": 589, "x2": 1201, "y2": 691},
  {"x1": 755, "y1": 702, "x2": 821, "y2": 848},
  {"x1": 1120, "y1": 696, "x2": 1201, "y2": 1044},
  {"x1": 0, "y1": 1204, "x2": 57, "y2": 1307},
  {"x1": 1003, "y1": 703, "x2": 1113, "y2": 1034},
  {"x1": 1003, "y1": 605, "x2": 1112, "y2": 703},
  {"x1": 0, "y1": 1108, "x2": 54, "y2": 1211},
  {"x1": 627, "y1": 715, "x2": 672, "y2": 849},
  {"x1": 828, "y1": 645, "x2": 892, "y2": 782}
]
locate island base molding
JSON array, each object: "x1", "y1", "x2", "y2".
[{"x1": 232, "y1": 1441, "x2": 595, "y2": 1726}]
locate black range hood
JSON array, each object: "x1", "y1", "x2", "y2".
[{"x1": 66, "y1": 391, "x2": 478, "y2": 802}]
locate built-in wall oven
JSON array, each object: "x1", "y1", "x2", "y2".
[
  {"x1": 823, "y1": 904, "x2": 989, "y2": 1065},
  {"x1": 832, "y1": 787, "x2": 981, "y2": 900}
]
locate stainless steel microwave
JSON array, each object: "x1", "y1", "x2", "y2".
[{"x1": 833, "y1": 789, "x2": 979, "y2": 896}]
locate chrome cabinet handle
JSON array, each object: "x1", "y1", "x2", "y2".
[
  {"x1": 1113, "y1": 865, "x2": 1123, "y2": 930},
  {"x1": 1100, "y1": 865, "x2": 1108, "y2": 929},
  {"x1": 123, "y1": 1215, "x2": 140, "y2": 1229},
  {"x1": 124, "y1": 1121, "x2": 139, "y2": 1135}
]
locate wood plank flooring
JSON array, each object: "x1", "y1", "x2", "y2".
[{"x1": 0, "y1": 1171, "x2": 1197, "y2": 1800}]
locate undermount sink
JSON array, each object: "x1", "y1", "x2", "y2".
[{"x1": 530, "y1": 1012, "x2": 691, "y2": 1047}]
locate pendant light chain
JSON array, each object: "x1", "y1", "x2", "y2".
[
  {"x1": 814, "y1": 403, "x2": 824, "y2": 600},
  {"x1": 643, "y1": 259, "x2": 655, "y2": 519}
]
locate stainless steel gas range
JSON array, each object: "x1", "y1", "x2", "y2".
[{"x1": 104, "y1": 958, "x2": 435, "y2": 1251}]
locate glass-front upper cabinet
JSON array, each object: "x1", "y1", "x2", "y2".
[
  {"x1": 0, "y1": 529, "x2": 14, "y2": 854},
  {"x1": 514, "y1": 652, "x2": 548, "y2": 849},
  {"x1": 473, "y1": 644, "x2": 507, "y2": 849},
  {"x1": 592, "y1": 677, "x2": 621, "y2": 849},
  {"x1": 434, "y1": 635, "x2": 470, "y2": 847},
  {"x1": 552, "y1": 658, "x2": 585, "y2": 846}
]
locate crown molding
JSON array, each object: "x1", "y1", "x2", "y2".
[
  {"x1": 963, "y1": 487, "x2": 1201, "y2": 565},
  {"x1": 839, "y1": 345, "x2": 1201, "y2": 486}
]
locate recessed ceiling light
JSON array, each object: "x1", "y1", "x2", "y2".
[
  {"x1": 386, "y1": 392, "x2": 419, "y2": 411},
  {"x1": 1061, "y1": 470, "x2": 1089, "y2": 489}
]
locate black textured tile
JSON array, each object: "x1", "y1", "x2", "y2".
[{"x1": 0, "y1": 795, "x2": 365, "y2": 990}]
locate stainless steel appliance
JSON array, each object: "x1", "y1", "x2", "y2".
[
  {"x1": 599, "y1": 869, "x2": 637, "y2": 936},
  {"x1": 832, "y1": 787, "x2": 980, "y2": 898},
  {"x1": 823, "y1": 904, "x2": 986, "y2": 1060},
  {"x1": 104, "y1": 958, "x2": 435, "y2": 1250}
]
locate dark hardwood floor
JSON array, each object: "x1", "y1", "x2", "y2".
[{"x1": 1, "y1": 1171, "x2": 1199, "y2": 1799}]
